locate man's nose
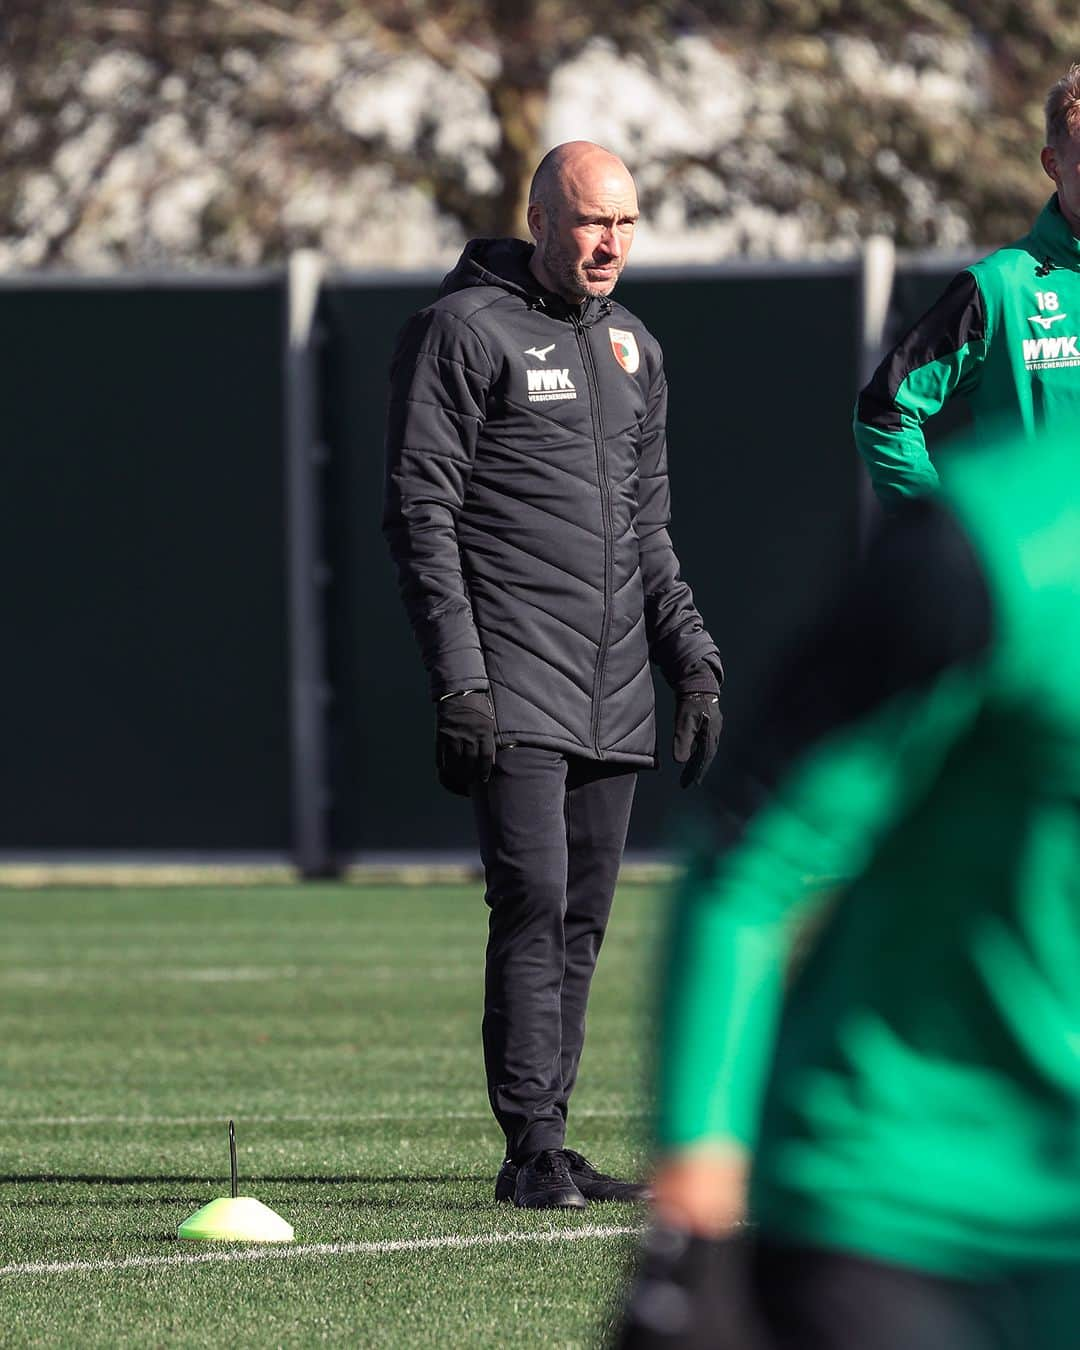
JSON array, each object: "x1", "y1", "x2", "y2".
[{"x1": 600, "y1": 226, "x2": 621, "y2": 258}]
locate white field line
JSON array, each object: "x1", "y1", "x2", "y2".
[
  {"x1": 0, "y1": 964, "x2": 475, "y2": 985},
  {"x1": 0, "y1": 1108, "x2": 644, "y2": 1126},
  {"x1": 0, "y1": 1223, "x2": 644, "y2": 1278}
]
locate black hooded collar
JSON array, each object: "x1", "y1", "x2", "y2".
[{"x1": 438, "y1": 237, "x2": 613, "y2": 326}]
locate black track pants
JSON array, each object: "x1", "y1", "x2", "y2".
[
  {"x1": 616, "y1": 1235, "x2": 1075, "y2": 1350},
  {"x1": 472, "y1": 746, "x2": 637, "y2": 1164},
  {"x1": 754, "y1": 1241, "x2": 1075, "y2": 1350}
]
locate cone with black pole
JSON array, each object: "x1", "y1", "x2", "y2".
[{"x1": 178, "y1": 1120, "x2": 294, "y2": 1242}]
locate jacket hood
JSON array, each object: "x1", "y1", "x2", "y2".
[
  {"x1": 438, "y1": 237, "x2": 614, "y2": 323},
  {"x1": 439, "y1": 237, "x2": 539, "y2": 300}
]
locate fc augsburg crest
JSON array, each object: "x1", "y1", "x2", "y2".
[{"x1": 608, "y1": 327, "x2": 640, "y2": 374}]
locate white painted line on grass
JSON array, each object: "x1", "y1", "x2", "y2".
[
  {"x1": 0, "y1": 1223, "x2": 644, "y2": 1278},
  {"x1": 0, "y1": 1108, "x2": 644, "y2": 1126},
  {"x1": 1, "y1": 964, "x2": 474, "y2": 985}
]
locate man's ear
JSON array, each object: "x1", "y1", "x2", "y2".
[
  {"x1": 526, "y1": 200, "x2": 545, "y2": 244},
  {"x1": 1041, "y1": 144, "x2": 1060, "y2": 186}
]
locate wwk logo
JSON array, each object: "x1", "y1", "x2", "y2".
[
  {"x1": 1022, "y1": 334, "x2": 1080, "y2": 369},
  {"x1": 526, "y1": 367, "x2": 577, "y2": 402}
]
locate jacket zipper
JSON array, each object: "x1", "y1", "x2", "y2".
[{"x1": 573, "y1": 313, "x2": 614, "y2": 757}]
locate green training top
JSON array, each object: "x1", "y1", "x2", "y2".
[
  {"x1": 658, "y1": 431, "x2": 1080, "y2": 1279},
  {"x1": 854, "y1": 196, "x2": 1080, "y2": 504}
]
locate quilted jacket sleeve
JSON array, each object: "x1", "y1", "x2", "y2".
[
  {"x1": 383, "y1": 307, "x2": 493, "y2": 699},
  {"x1": 637, "y1": 358, "x2": 724, "y2": 690}
]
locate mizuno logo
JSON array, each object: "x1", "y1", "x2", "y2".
[
  {"x1": 524, "y1": 343, "x2": 556, "y2": 361},
  {"x1": 525, "y1": 366, "x2": 576, "y2": 402},
  {"x1": 1027, "y1": 312, "x2": 1068, "y2": 329},
  {"x1": 1022, "y1": 335, "x2": 1080, "y2": 366}
]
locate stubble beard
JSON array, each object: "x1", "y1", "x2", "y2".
[{"x1": 540, "y1": 238, "x2": 622, "y2": 302}]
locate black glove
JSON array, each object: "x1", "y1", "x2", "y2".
[
  {"x1": 613, "y1": 1225, "x2": 769, "y2": 1350},
  {"x1": 436, "y1": 691, "x2": 496, "y2": 796},
  {"x1": 672, "y1": 692, "x2": 722, "y2": 788}
]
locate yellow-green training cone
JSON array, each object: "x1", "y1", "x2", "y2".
[{"x1": 177, "y1": 1196, "x2": 294, "y2": 1243}]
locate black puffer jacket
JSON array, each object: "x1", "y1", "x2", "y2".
[{"x1": 383, "y1": 238, "x2": 722, "y2": 767}]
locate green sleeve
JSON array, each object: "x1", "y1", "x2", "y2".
[
  {"x1": 656, "y1": 669, "x2": 985, "y2": 1151},
  {"x1": 854, "y1": 271, "x2": 988, "y2": 507},
  {"x1": 853, "y1": 363, "x2": 948, "y2": 501}
]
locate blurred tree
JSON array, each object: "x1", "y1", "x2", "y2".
[
  {"x1": 197, "y1": 0, "x2": 688, "y2": 234},
  {"x1": 347, "y1": 0, "x2": 688, "y2": 234},
  {"x1": 1, "y1": 0, "x2": 682, "y2": 252},
  {"x1": 3, "y1": 0, "x2": 1080, "y2": 266}
]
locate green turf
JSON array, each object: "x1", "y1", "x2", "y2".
[{"x1": 0, "y1": 884, "x2": 666, "y2": 1346}]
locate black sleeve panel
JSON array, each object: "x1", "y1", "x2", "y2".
[
  {"x1": 707, "y1": 498, "x2": 994, "y2": 839},
  {"x1": 856, "y1": 272, "x2": 987, "y2": 433}
]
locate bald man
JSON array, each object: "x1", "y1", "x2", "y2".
[{"x1": 384, "y1": 143, "x2": 724, "y2": 1209}]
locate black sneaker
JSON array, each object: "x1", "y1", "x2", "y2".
[
  {"x1": 496, "y1": 1150, "x2": 649, "y2": 1204},
  {"x1": 513, "y1": 1149, "x2": 587, "y2": 1209},
  {"x1": 494, "y1": 1157, "x2": 516, "y2": 1203},
  {"x1": 560, "y1": 1149, "x2": 651, "y2": 1203}
]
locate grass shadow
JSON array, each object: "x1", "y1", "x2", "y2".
[{"x1": 0, "y1": 1173, "x2": 488, "y2": 1186}]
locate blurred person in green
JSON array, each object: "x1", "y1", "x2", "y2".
[
  {"x1": 855, "y1": 64, "x2": 1080, "y2": 507},
  {"x1": 616, "y1": 428, "x2": 1080, "y2": 1349}
]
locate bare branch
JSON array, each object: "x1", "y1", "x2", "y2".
[{"x1": 205, "y1": 0, "x2": 339, "y2": 43}]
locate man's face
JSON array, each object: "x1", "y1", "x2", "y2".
[
  {"x1": 529, "y1": 161, "x2": 639, "y2": 303},
  {"x1": 1042, "y1": 132, "x2": 1080, "y2": 234}
]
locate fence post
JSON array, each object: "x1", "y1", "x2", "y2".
[
  {"x1": 855, "y1": 235, "x2": 896, "y2": 553},
  {"x1": 284, "y1": 250, "x2": 335, "y2": 877}
]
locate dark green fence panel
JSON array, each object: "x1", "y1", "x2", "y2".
[
  {"x1": 0, "y1": 262, "x2": 943, "y2": 857},
  {"x1": 320, "y1": 278, "x2": 449, "y2": 852},
  {"x1": 0, "y1": 280, "x2": 291, "y2": 849},
  {"x1": 618, "y1": 270, "x2": 860, "y2": 847},
  {"x1": 321, "y1": 267, "x2": 861, "y2": 853}
]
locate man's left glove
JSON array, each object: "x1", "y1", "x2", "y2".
[
  {"x1": 672, "y1": 692, "x2": 722, "y2": 788},
  {"x1": 436, "y1": 690, "x2": 496, "y2": 796}
]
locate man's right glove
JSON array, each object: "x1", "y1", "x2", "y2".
[{"x1": 436, "y1": 691, "x2": 496, "y2": 796}]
